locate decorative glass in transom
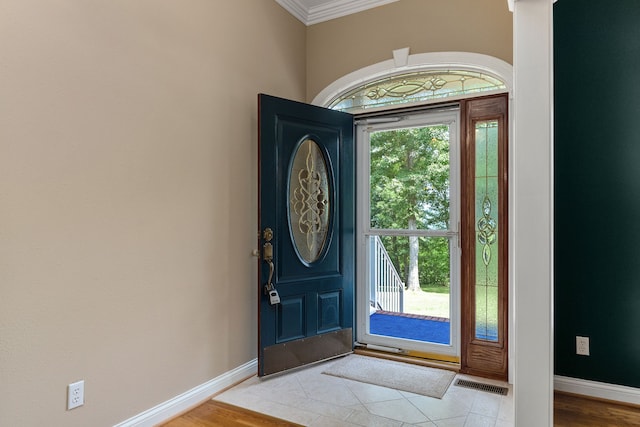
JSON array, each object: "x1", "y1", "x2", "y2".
[{"x1": 329, "y1": 70, "x2": 506, "y2": 113}]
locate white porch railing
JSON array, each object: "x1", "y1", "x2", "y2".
[{"x1": 370, "y1": 236, "x2": 404, "y2": 312}]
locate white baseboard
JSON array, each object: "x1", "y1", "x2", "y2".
[
  {"x1": 113, "y1": 358, "x2": 258, "y2": 427},
  {"x1": 554, "y1": 375, "x2": 640, "y2": 406}
]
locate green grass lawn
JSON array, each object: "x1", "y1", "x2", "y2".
[
  {"x1": 403, "y1": 289, "x2": 450, "y2": 318},
  {"x1": 420, "y1": 284, "x2": 450, "y2": 294}
]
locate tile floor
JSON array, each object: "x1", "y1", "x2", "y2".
[{"x1": 214, "y1": 356, "x2": 514, "y2": 427}]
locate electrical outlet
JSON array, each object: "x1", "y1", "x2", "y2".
[
  {"x1": 576, "y1": 336, "x2": 590, "y2": 356},
  {"x1": 67, "y1": 380, "x2": 84, "y2": 410}
]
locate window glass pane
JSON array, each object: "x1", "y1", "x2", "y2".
[
  {"x1": 330, "y1": 70, "x2": 506, "y2": 113},
  {"x1": 474, "y1": 121, "x2": 499, "y2": 342},
  {"x1": 368, "y1": 235, "x2": 451, "y2": 345},
  {"x1": 369, "y1": 125, "x2": 450, "y2": 230}
]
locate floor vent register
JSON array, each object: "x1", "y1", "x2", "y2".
[{"x1": 454, "y1": 379, "x2": 509, "y2": 396}]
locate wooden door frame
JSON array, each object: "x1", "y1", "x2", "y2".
[{"x1": 460, "y1": 94, "x2": 509, "y2": 380}]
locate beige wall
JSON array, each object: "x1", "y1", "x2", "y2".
[
  {"x1": 0, "y1": 1, "x2": 304, "y2": 426},
  {"x1": 1, "y1": 0, "x2": 514, "y2": 425},
  {"x1": 306, "y1": 0, "x2": 512, "y2": 101}
]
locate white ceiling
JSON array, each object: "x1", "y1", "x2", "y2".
[{"x1": 275, "y1": 0, "x2": 399, "y2": 26}]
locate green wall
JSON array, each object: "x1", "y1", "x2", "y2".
[{"x1": 554, "y1": 0, "x2": 640, "y2": 388}]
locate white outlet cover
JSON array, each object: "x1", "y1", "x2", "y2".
[
  {"x1": 68, "y1": 380, "x2": 85, "y2": 410},
  {"x1": 576, "y1": 336, "x2": 590, "y2": 356}
]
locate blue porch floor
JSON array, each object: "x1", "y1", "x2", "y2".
[
  {"x1": 369, "y1": 311, "x2": 450, "y2": 345},
  {"x1": 369, "y1": 311, "x2": 498, "y2": 345}
]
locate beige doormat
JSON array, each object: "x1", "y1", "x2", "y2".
[{"x1": 322, "y1": 354, "x2": 455, "y2": 399}]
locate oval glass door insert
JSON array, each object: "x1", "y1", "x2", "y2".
[{"x1": 289, "y1": 139, "x2": 331, "y2": 263}]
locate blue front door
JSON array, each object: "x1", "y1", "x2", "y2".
[{"x1": 258, "y1": 94, "x2": 354, "y2": 376}]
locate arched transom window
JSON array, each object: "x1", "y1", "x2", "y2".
[
  {"x1": 329, "y1": 70, "x2": 506, "y2": 113},
  {"x1": 312, "y1": 51, "x2": 512, "y2": 114}
]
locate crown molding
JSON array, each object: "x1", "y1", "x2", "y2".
[{"x1": 276, "y1": 0, "x2": 399, "y2": 26}]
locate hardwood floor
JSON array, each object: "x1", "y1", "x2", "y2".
[
  {"x1": 160, "y1": 400, "x2": 303, "y2": 427},
  {"x1": 161, "y1": 392, "x2": 640, "y2": 426},
  {"x1": 554, "y1": 392, "x2": 640, "y2": 426}
]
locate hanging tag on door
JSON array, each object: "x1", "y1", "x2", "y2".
[{"x1": 268, "y1": 289, "x2": 280, "y2": 305}]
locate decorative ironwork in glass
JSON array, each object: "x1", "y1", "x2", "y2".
[
  {"x1": 478, "y1": 195, "x2": 497, "y2": 266},
  {"x1": 289, "y1": 139, "x2": 330, "y2": 263},
  {"x1": 329, "y1": 70, "x2": 506, "y2": 113},
  {"x1": 475, "y1": 121, "x2": 499, "y2": 342}
]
